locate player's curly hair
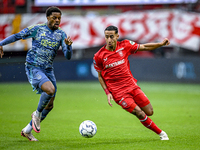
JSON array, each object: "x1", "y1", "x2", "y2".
[
  {"x1": 105, "y1": 25, "x2": 118, "y2": 34},
  {"x1": 46, "y1": 6, "x2": 62, "y2": 17}
]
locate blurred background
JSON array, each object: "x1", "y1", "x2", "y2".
[{"x1": 0, "y1": 0, "x2": 200, "y2": 83}]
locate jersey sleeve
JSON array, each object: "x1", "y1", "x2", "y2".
[
  {"x1": 0, "y1": 25, "x2": 38, "y2": 46},
  {"x1": 125, "y1": 40, "x2": 140, "y2": 55},
  {"x1": 93, "y1": 54, "x2": 103, "y2": 72},
  {"x1": 61, "y1": 31, "x2": 67, "y2": 48},
  {"x1": 61, "y1": 31, "x2": 73, "y2": 60},
  {"x1": 18, "y1": 24, "x2": 39, "y2": 40},
  {"x1": 0, "y1": 34, "x2": 21, "y2": 46}
]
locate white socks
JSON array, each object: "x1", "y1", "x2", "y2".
[
  {"x1": 24, "y1": 124, "x2": 33, "y2": 133},
  {"x1": 23, "y1": 110, "x2": 42, "y2": 133},
  {"x1": 35, "y1": 110, "x2": 42, "y2": 118}
]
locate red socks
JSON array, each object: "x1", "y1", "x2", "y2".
[{"x1": 140, "y1": 115, "x2": 162, "y2": 134}]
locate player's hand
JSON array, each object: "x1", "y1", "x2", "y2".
[
  {"x1": 65, "y1": 36, "x2": 73, "y2": 46},
  {"x1": 107, "y1": 93, "x2": 114, "y2": 107},
  {"x1": 0, "y1": 46, "x2": 4, "y2": 58},
  {"x1": 161, "y1": 38, "x2": 170, "y2": 46}
]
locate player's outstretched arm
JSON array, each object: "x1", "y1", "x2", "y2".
[
  {"x1": 98, "y1": 72, "x2": 114, "y2": 107},
  {"x1": 0, "y1": 33, "x2": 23, "y2": 58},
  {"x1": 139, "y1": 38, "x2": 170, "y2": 51},
  {"x1": 0, "y1": 46, "x2": 4, "y2": 58}
]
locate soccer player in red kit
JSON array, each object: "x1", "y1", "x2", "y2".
[{"x1": 93, "y1": 25, "x2": 170, "y2": 140}]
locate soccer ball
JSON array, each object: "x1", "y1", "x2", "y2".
[{"x1": 79, "y1": 120, "x2": 97, "y2": 138}]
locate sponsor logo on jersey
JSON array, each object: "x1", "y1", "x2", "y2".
[
  {"x1": 41, "y1": 39, "x2": 59, "y2": 47},
  {"x1": 105, "y1": 59, "x2": 125, "y2": 68}
]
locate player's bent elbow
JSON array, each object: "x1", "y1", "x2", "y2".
[
  {"x1": 65, "y1": 56, "x2": 70, "y2": 60},
  {"x1": 65, "y1": 53, "x2": 72, "y2": 60}
]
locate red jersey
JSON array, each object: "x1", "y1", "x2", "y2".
[{"x1": 93, "y1": 39, "x2": 140, "y2": 101}]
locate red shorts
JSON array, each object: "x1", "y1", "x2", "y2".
[{"x1": 116, "y1": 88, "x2": 150, "y2": 113}]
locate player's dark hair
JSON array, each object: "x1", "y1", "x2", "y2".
[
  {"x1": 104, "y1": 25, "x2": 118, "y2": 34},
  {"x1": 46, "y1": 6, "x2": 62, "y2": 17}
]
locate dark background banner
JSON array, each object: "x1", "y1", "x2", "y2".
[{"x1": 0, "y1": 57, "x2": 199, "y2": 83}]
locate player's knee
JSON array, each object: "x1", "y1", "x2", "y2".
[
  {"x1": 41, "y1": 81, "x2": 55, "y2": 96},
  {"x1": 132, "y1": 108, "x2": 146, "y2": 119},
  {"x1": 146, "y1": 109, "x2": 154, "y2": 116},
  {"x1": 46, "y1": 87, "x2": 55, "y2": 96},
  {"x1": 136, "y1": 110, "x2": 146, "y2": 119}
]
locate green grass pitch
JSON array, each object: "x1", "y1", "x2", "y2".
[{"x1": 0, "y1": 81, "x2": 200, "y2": 150}]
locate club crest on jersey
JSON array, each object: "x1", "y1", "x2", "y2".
[
  {"x1": 116, "y1": 48, "x2": 124, "y2": 57},
  {"x1": 118, "y1": 51, "x2": 123, "y2": 57},
  {"x1": 54, "y1": 33, "x2": 61, "y2": 41}
]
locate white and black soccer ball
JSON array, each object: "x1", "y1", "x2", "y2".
[{"x1": 79, "y1": 120, "x2": 97, "y2": 138}]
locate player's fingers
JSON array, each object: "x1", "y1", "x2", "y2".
[
  {"x1": 67, "y1": 36, "x2": 72, "y2": 41},
  {"x1": 163, "y1": 38, "x2": 169, "y2": 46},
  {"x1": 110, "y1": 95, "x2": 114, "y2": 100},
  {"x1": 0, "y1": 50, "x2": 4, "y2": 58},
  {"x1": 165, "y1": 41, "x2": 170, "y2": 46},
  {"x1": 108, "y1": 99, "x2": 113, "y2": 107},
  {"x1": 167, "y1": 40, "x2": 170, "y2": 45},
  {"x1": 65, "y1": 37, "x2": 73, "y2": 44}
]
